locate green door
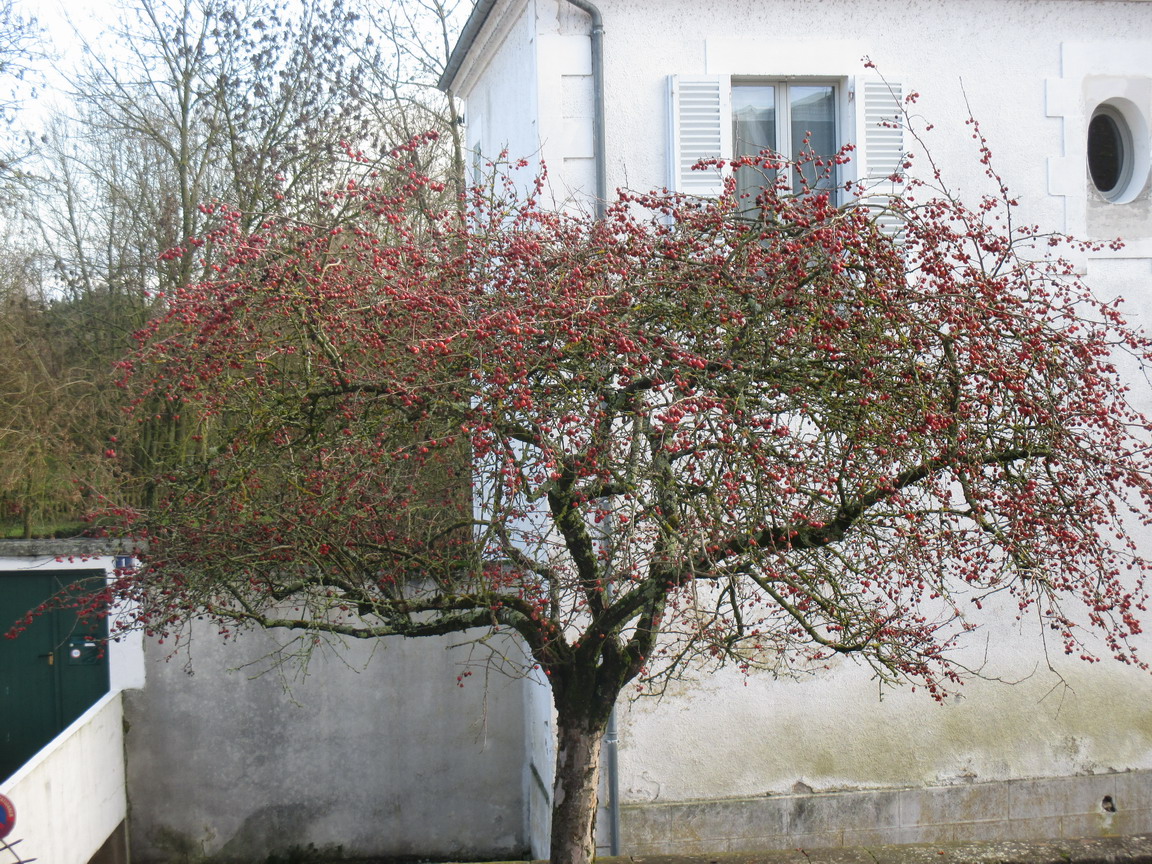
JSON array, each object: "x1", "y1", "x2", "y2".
[{"x1": 0, "y1": 569, "x2": 110, "y2": 781}]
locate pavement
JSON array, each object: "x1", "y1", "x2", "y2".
[
  {"x1": 596, "y1": 835, "x2": 1152, "y2": 864},
  {"x1": 334, "y1": 837, "x2": 1152, "y2": 864}
]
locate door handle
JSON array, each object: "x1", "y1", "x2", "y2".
[{"x1": 38, "y1": 652, "x2": 54, "y2": 666}]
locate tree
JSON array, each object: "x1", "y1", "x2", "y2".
[
  {"x1": 0, "y1": 3, "x2": 104, "y2": 538},
  {"x1": 9, "y1": 0, "x2": 462, "y2": 529},
  {"x1": 0, "y1": 233, "x2": 115, "y2": 538},
  {"x1": 103, "y1": 135, "x2": 1152, "y2": 864},
  {"x1": 351, "y1": 0, "x2": 470, "y2": 200},
  {"x1": 0, "y1": 0, "x2": 42, "y2": 173}
]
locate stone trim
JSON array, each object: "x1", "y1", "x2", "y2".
[{"x1": 622, "y1": 771, "x2": 1152, "y2": 855}]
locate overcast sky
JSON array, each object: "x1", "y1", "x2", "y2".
[{"x1": 14, "y1": 0, "x2": 117, "y2": 127}]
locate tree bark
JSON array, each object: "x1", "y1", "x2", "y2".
[{"x1": 550, "y1": 706, "x2": 607, "y2": 864}]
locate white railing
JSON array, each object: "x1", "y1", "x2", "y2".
[{"x1": 0, "y1": 691, "x2": 127, "y2": 864}]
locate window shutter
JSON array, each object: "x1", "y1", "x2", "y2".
[
  {"x1": 668, "y1": 75, "x2": 732, "y2": 196},
  {"x1": 857, "y1": 78, "x2": 904, "y2": 234}
]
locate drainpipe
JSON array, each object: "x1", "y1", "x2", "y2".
[
  {"x1": 600, "y1": 523, "x2": 622, "y2": 858},
  {"x1": 564, "y1": 0, "x2": 607, "y2": 220},
  {"x1": 604, "y1": 698, "x2": 621, "y2": 855}
]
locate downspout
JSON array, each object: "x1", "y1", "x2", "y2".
[
  {"x1": 559, "y1": 1, "x2": 615, "y2": 847},
  {"x1": 604, "y1": 678, "x2": 621, "y2": 856},
  {"x1": 564, "y1": 0, "x2": 607, "y2": 220}
]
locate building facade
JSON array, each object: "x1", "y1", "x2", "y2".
[{"x1": 440, "y1": 0, "x2": 1152, "y2": 855}]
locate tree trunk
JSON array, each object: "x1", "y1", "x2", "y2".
[{"x1": 549, "y1": 707, "x2": 607, "y2": 864}]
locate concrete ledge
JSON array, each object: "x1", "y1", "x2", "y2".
[
  {"x1": 0, "y1": 692, "x2": 128, "y2": 864},
  {"x1": 609, "y1": 834, "x2": 1152, "y2": 864},
  {"x1": 621, "y1": 773, "x2": 1152, "y2": 855},
  {"x1": 0, "y1": 538, "x2": 134, "y2": 558}
]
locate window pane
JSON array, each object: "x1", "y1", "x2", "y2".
[
  {"x1": 1088, "y1": 110, "x2": 1126, "y2": 196},
  {"x1": 790, "y1": 85, "x2": 836, "y2": 193},
  {"x1": 732, "y1": 85, "x2": 776, "y2": 207}
]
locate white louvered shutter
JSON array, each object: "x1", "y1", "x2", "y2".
[
  {"x1": 857, "y1": 78, "x2": 904, "y2": 234},
  {"x1": 668, "y1": 75, "x2": 732, "y2": 196}
]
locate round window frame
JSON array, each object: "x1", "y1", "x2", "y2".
[{"x1": 1087, "y1": 98, "x2": 1150, "y2": 205}]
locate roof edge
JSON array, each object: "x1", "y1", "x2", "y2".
[{"x1": 438, "y1": 0, "x2": 501, "y2": 93}]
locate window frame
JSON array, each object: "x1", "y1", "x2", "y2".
[
  {"x1": 731, "y1": 77, "x2": 843, "y2": 202},
  {"x1": 668, "y1": 73, "x2": 902, "y2": 205},
  {"x1": 1086, "y1": 98, "x2": 1147, "y2": 205}
]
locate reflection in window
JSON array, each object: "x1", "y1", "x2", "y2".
[
  {"x1": 732, "y1": 80, "x2": 838, "y2": 207},
  {"x1": 790, "y1": 85, "x2": 836, "y2": 192},
  {"x1": 1088, "y1": 106, "x2": 1131, "y2": 200},
  {"x1": 733, "y1": 85, "x2": 776, "y2": 205}
]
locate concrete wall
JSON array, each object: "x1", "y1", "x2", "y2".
[
  {"x1": 524, "y1": 666, "x2": 556, "y2": 859},
  {"x1": 622, "y1": 770, "x2": 1152, "y2": 854},
  {"x1": 0, "y1": 543, "x2": 543, "y2": 861},
  {"x1": 124, "y1": 622, "x2": 537, "y2": 863},
  {"x1": 0, "y1": 691, "x2": 128, "y2": 864}
]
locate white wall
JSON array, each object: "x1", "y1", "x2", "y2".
[
  {"x1": 464, "y1": 0, "x2": 1152, "y2": 268},
  {"x1": 125, "y1": 622, "x2": 536, "y2": 862},
  {"x1": 0, "y1": 692, "x2": 127, "y2": 864},
  {"x1": 456, "y1": 0, "x2": 543, "y2": 189},
  {"x1": 592, "y1": 0, "x2": 1148, "y2": 243},
  {"x1": 454, "y1": 0, "x2": 1152, "y2": 816},
  {"x1": 594, "y1": 0, "x2": 1152, "y2": 806}
]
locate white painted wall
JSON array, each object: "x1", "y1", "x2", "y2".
[
  {"x1": 457, "y1": 0, "x2": 1152, "y2": 260},
  {"x1": 591, "y1": 0, "x2": 1152, "y2": 259},
  {"x1": 0, "y1": 691, "x2": 127, "y2": 864},
  {"x1": 456, "y1": 0, "x2": 542, "y2": 187},
  {"x1": 452, "y1": 0, "x2": 1152, "y2": 814},
  {"x1": 124, "y1": 622, "x2": 537, "y2": 862}
]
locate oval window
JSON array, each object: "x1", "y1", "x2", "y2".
[{"x1": 1088, "y1": 105, "x2": 1133, "y2": 201}]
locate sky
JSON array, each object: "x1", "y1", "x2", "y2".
[{"x1": 13, "y1": 0, "x2": 119, "y2": 128}]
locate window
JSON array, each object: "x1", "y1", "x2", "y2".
[
  {"x1": 1087, "y1": 101, "x2": 1144, "y2": 204},
  {"x1": 732, "y1": 81, "x2": 839, "y2": 199},
  {"x1": 1046, "y1": 49, "x2": 1152, "y2": 251},
  {"x1": 668, "y1": 74, "x2": 902, "y2": 213}
]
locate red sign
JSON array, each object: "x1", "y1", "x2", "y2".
[{"x1": 0, "y1": 794, "x2": 13, "y2": 839}]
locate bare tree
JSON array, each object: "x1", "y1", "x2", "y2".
[
  {"x1": 353, "y1": 0, "x2": 470, "y2": 199},
  {"x1": 10, "y1": 0, "x2": 465, "y2": 527}
]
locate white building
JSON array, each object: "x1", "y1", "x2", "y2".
[
  {"x1": 5, "y1": 3, "x2": 1152, "y2": 860},
  {"x1": 439, "y1": 0, "x2": 1152, "y2": 855}
]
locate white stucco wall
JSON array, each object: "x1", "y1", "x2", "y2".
[
  {"x1": 124, "y1": 623, "x2": 537, "y2": 862},
  {"x1": 599, "y1": 0, "x2": 1152, "y2": 803},
  {"x1": 458, "y1": 0, "x2": 1152, "y2": 259},
  {"x1": 620, "y1": 623, "x2": 1152, "y2": 802},
  {"x1": 452, "y1": 0, "x2": 1152, "y2": 816},
  {"x1": 592, "y1": 0, "x2": 1151, "y2": 248},
  {"x1": 456, "y1": 0, "x2": 543, "y2": 188},
  {"x1": 0, "y1": 691, "x2": 127, "y2": 864}
]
